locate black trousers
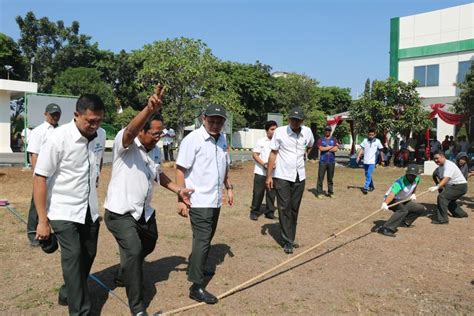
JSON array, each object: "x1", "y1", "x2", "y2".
[
  {"x1": 383, "y1": 201, "x2": 425, "y2": 231},
  {"x1": 49, "y1": 208, "x2": 100, "y2": 316},
  {"x1": 188, "y1": 207, "x2": 220, "y2": 285},
  {"x1": 163, "y1": 144, "x2": 174, "y2": 161},
  {"x1": 274, "y1": 177, "x2": 305, "y2": 245},
  {"x1": 316, "y1": 163, "x2": 335, "y2": 195},
  {"x1": 26, "y1": 195, "x2": 38, "y2": 242},
  {"x1": 436, "y1": 183, "x2": 468, "y2": 222},
  {"x1": 250, "y1": 174, "x2": 276, "y2": 216},
  {"x1": 104, "y1": 210, "x2": 158, "y2": 314}
]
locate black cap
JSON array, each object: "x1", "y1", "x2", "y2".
[
  {"x1": 204, "y1": 104, "x2": 227, "y2": 119},
  {"x1": 40, "y1": 233, "x2": 59, "y2": 254},
  {"x1": 45, "y1": 103, "x2": 62, "y2": 114},
  {"x1": 406, "y1": 164, "x2": 419, "y2": 176},
  {"x1": 288, "y1": 107, "x2": 304, "y2": 120},
  {"x1": 324, "y1": 126, "x2": 332, "y2": 131}
]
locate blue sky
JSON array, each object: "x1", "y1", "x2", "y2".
[{"x1": 0, "y1": 0, "x2": 472, "y2": 97}]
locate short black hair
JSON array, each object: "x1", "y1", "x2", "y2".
[
  {"x1": 76, "y1": 94, "x2": 105, "y2": 114},
  {"x1": 143, "y1": 113, "x2": 164, "y2": 132},
  {"x1": 264, "y1": 120, "x2": 277, "y2": 131},
  {"x1": 368, "y1": 129, "x2": 376, "y2": 134},
  {"x1": 433, "y1": 151, "x2": 444, "y2": 157}
]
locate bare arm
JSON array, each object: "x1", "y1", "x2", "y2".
[
  {"x1": 176, "y1": 165, "x2": 189, "y2": 217},
  {"x1": 356, "y1": 148, "x2": 364, "y2": 162},
  {"x1": 252, "y1": 152, "x2": 266, "y2": 167},
  {"x1": 159, "y1": 172, "x2": 193, "y2": 205},
  {"x1": 223, "y1": 168, "x2": 234, "y2": 206},
  {"x1": 122, "y1": 84, "x2": 165, "y2": 148},
  {"x1": 266, "y1": 150, "x2": 278, "y2": 189},
  {"x1": 437, "y1": 177, "x2": 450, "y2": 189},
  {"x1": 384, "y1": 192, "x2": 395, "y2": 205},
  {"x1": 33, "y1": 174, "x2": 50, "y2": 240}
]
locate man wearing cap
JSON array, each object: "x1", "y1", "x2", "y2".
[
  {"x1": 33, "y1": 95, "x2": 106, "y2": 315},
  {"x1": 26, "y1": 103, "x2": 62, "y2": 246},
  {"x1": 377, "y1": 165, "x2": 426, "y2": 237},
  {"x1": 176, "y1": 104, "x2": 234, "y2": 304},
  {"x1": 356, "y1": 129, "x2": 384, "y2": 194},
  {"x1": 266, "y1": 107, "x2": 315, "y2": 254},
  {"x1": 315, "y1": 126, "x2": 339, "y2": 199},
  {"x1": 249, "y1": 120, "x2": 278, "y2": 221},
  {"x1": 428, "y1": 152, "x2": 468, "y2": 224}
]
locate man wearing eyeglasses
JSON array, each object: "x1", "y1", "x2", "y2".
[{"x1": 104, "y1": 85, "x2": 194, "y2": 316}]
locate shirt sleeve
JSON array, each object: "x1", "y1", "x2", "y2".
[
  {"x1": 317, "y1": 138, "x2": 323, "y2": 148},
  {"x1": 307, "y1": 132, "x2": 315, "y2": 148},
  {"x1": 114, "y1": 129, "x2": 128, "y2": 157},
  {"x1": 377, "y1": 140, "x2": 384, "y2": 150},
  {"x1": 34, "y1": 136, "x2": 61, "y2": 177},
  {"x1": 269, "y1": 129, "x2": 280, "y2": 151},
  {"x1": 360, "y1": 139, "x2": 366, "y2": 149},
  {"x1": 390, "y1": 182, "x2": 402, "y2": 195},
  {"x1": 176, "y1": 133, "x2": 197, "y2": 169},
  {"x1": 442, "y1": 162, "x2": 455, "y2": 179},
  {"x1": 334, "y1": 137, "x2": 340, "y2": 146},
  {"x1": 27, "y1": 127, "x2": 41, "y2": 154},
  {"x1": 253, "y1": 138, "x2": 262, "y2": 153}
]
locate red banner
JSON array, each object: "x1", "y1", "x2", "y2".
[
  {"x1": 327, "y1": 115, "x2": 342, "y2": 126},
  {"x1": 429, "y1": 103, "x2": 466, "y2": 125}
]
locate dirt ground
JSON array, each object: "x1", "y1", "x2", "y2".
[{"x1": 0, "y1": 161, "x2": 473, "y2": 315}]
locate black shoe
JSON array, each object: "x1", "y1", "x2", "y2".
[
  {"x1": 249, "y1": 213, "x2": 258, "y2": 221},
  {"x1": 114, "y1": 277, "x2": 124, "y2": 287},
  {"x1": 189, "y1": 285, "x2": 218, "y2": 304},
  {"x1": 283, "y1": 243, "x2": 293, "y2": 254},
  {"x1": 368, "y1": 186, "x2": 375, "y2": 192},
  {"x1": 431, "y1": 220, "x2": 448, "y2": 225},
  {"x1": 58, "y1": 295, "x2": 68, "y2": 306},
  {"x1": 377, "y1": 227, "x2": 396, "y2": 237},
  {"x1": 292, "y1": 242, "x2": 300, "y2": 248},
  {"x1": 402, "y1": 221, "x2": 415, "y2": 228},
  {"x1": 264, "y1": 213, "x2": 276, "y2": 220},
  {"x1": 362, "y1": 188, "x2": 368, "y2": 195}
]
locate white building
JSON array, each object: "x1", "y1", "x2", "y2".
[{"x1": 390, "y1": 3, "x2": 474, "y2": 141}]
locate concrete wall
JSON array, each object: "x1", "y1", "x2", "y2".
[{"x1": 231, "y1": 129, "x2": 266, "y2": 149}]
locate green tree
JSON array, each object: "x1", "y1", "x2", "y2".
[
  {"x1": 349, "y1": 78, "x2": 431, "y2": 136},
  {"x1": 274, "y1": 73, "x2": 326, "y2": 132},
  {"x1": 0, "y1": 33, "x2": 27, "y2": 80},
  {"x1": 114, "y1": 107, "x2": 139, "y2": 128},
  {"x1": 52, "y1": 67, "x2": 115, "y2": 122},
  {"x1": 132, "y1": 38, "x2": 245, "y2": 140},
  {"x1": 316, "y1": 86, "x2": 352, "y2": 115},
  {"x1": 454, "y1": 62, "x2": 474, "y2": 141}
]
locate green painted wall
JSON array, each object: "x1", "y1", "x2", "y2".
[
  {"x1": 389, "y1": 17, "x2": 400, "y2": 79},
  {"x1": 398, "y1": 39, "x2": 474, "y2": 59}
]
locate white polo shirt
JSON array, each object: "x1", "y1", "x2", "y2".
[
  {"x1": 176, "y1": 126, "x2": 229, "y2": 208},
  {"x1": 27, "y1": 121, "x2": 58, "y2": 154},
  {"x1": 35, "y1": 121, "x2": 106, "y2": 224},
  {"x1": 269, "y1": 125, "x2": 314, "y2": 182},
  {"x1": 438, "y1": 160, "x2": 467, "y2": 185},
  {"x1": 360, "y1": 138, "x2": 383, "y2": 165},
  {"x1": 162, "y1": 128, "x2": 175, "y2": 146},
  {"x1": 104, "y1": 129, "x2": 163, "y2": 222},
  {"x1": 253, "y1": 136, "x2": 274, "y2": 176}
]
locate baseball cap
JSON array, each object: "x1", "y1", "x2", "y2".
[
  {"x1": 204, "y1": 104, "x2": 227, "y2": 119},
  {"x1": 288, "y1": 107, "x2": 304, "y2": 120},
  {"x1": 40, "y1": 233, "x2": 59, "y2": 254},
  {"x1": 405, "y1": 164, "x2": 419, "y2": 176},
  {"x1": 45, "y1": 103, "x2": 62, "y2": 114}
]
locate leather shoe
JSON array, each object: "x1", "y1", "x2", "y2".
[
  {"x1": 58, "y1": 295, "x2": 68, "y2": 306},
  {"x1": 377, "y1": 227, "x2": 396, "y2": 237},
  {"x1": 431, "y1": 220, "x2": 448, "y2": 225},
  {"x1": 264, "y1": 213, "x2": 276, "y2": 220},
  {"x1": 189, "y1": 285, "x2": 218, "y2": 304},
  {"x1": 292, "y1": 242, "x2": 300, "y2": 248},
  {"x1": 283, "y1": 243, "x2": 293, "y2": 254},
  {"x1": 249, "y1": 213, "x2": 258, "y2": 221},
  {"x1": 362, "y1": 188, "x2": 368, "y2": 195}
]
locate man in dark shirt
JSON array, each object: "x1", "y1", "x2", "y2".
[{"x1": 315, "y1": 126, "x2": 339, "y2": 198}]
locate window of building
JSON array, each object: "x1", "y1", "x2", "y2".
[
  {"x1": 414, "y1": 64, "x2": 439, "y2": 87},
  {"x1": 457, "y1": 60, "x2": 473, "y2": 83}
]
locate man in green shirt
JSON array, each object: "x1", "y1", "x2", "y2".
[{"x1": 377, "y1": 165, "x2": 426, "y2": 237}]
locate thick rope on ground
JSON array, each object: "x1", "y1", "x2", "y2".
[{"x1": 160, "y1": 190, "x2": 431, "y2": 315}]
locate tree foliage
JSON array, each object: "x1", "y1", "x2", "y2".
[
  {"x1": 52, "y1": 67, "x2": 115, "y2": 122},
  {"x1": 0, "y1": 33, "x2": 27, "y2": 80},
  {"x1": 454, "y1": 62, "x2": 474, "y2": 128}
]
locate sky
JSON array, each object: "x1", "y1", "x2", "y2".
[{"x1": 0, "y1": 0, "x2": 472, "y2": 97}]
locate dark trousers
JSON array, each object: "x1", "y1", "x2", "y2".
[
  {"x1": 163, "y1": 144, "x2": 174, "y2": 161},
  {"x1": 104, "y1": 210, "x2": 158, "y2": 314},
  {"x1": 274, "y1": 177, "x2": 305, "y2": 245},
  {"x1": 188, "y1": 207, "x2": 220, "y2": 285},
  {"x1": 316, "y1": 162, "x2": 335, "y2": 195},
  {"x1": 383, "y1": 201, "x2": 425, "y2": 231},
  {"x1": 49, "y1": 209, "x2": 100, "y2": 316},
  {"x1": 250, "y1": 174, "x2": 276, "y2": 216},
  {"x1": 436, "y1": 183, "x2": 468, "y2": 222},
  {"x1": 26, "y1": 195, "x2": 38, "y2": 242}
]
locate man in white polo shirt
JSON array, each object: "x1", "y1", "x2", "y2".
[
  {"x1": 26, "y1": 103, "x2": 62, "y2": 246},
  {"x1": 266, "y1": 107, "x2": 314, "y2": 254},
  {"x1": 429, "y1": 152, "x2": 468, "y2": 224},
  {"x1": 356, "y1": 129, "x2": 384, "y2": 194},
  {"x1": 162, "y1": 125, "x2": 176, "y2": 161},
  {"x1": 33, "y1": 94, "x2": 106, "y2": 315},
  {"x1": 104, "y1": 86, "x2": 193, "y2": 315},
  {"x1": 249, "y1": 120, "x2": 278, "y2": 221},
  {"x1": 176, "y1": 104, "x2": 234, "y2": 305}
]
